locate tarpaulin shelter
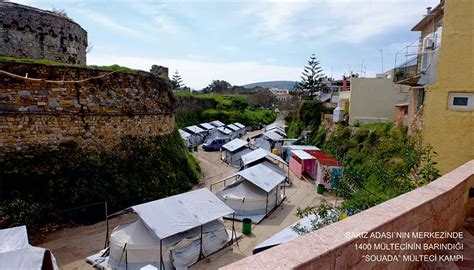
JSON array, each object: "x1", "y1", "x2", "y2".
[
  {"x1": 289, "y1": 150, "x2": 317, "y2": 180},
  {"x1": 213, "y1": 162, "x2": 286, "y2": 224},
  {"x1": 221, "y1": 138, "x2": 252, "y2": 167},
  {"x1": 209, "y1": 126, "x2": 238, "y2": 140},
  {"x1": 0, "y1": 226, "x2": 58, "y2": 270},
  {"x1": 87, "y1": 188, "x2": 235, "y2": 270}
]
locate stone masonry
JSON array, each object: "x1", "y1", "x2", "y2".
[
  {"x1": 0, "y1": 61, "x2": 175, "y2": 153},
  {"x1": 0, "y1": 2, "x2": 87, "y2": 64}
]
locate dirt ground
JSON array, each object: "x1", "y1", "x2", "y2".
[{"x1": 37, "y1": 123, "x2": 339, "y2": 270}]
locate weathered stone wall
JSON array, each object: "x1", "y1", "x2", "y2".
[
  {"x1": 0, "y1": 61, "x2": 175, "y2": 153},
  {"x1": 0, "y1": 2, "x2": 87, "y2": 64}
]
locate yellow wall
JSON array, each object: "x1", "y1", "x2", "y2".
[{"x1": 423, "y1": 0, "x2": 474, "y2": 174}]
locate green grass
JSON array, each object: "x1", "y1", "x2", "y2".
[
  {"x1": 175, "y1": 92, "x2": 248, "y2": 108},
  {"x1": 0, "y1": 55, "x2": 136, "y2": 73}
]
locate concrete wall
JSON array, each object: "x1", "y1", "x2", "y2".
[
  {"x1": 222, "y1": 160, "x2": 474, "y2": 270},
  {"x1": 423, "y1": 0, "x2": 474, "y2": 174},
  {"x1": 0, "y1": 2, "x2": 87, "y2": 64},
  {"x1": 0, "y1": 61, "x2": 174, "y2": 153},
  {"x1": 348, "y1": 78, "x2": 410, "y2": 125}
]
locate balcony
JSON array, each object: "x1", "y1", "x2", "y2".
[
  {"x1": 393, "y1": 40, "x2": 422, "y2": 85},
  {"x1": 222, "y1": 160, "x2": 474, "y2": 269}
]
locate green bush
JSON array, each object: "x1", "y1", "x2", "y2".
[{"x1": 0, "y1": 129, "x2": 200, "y2": 228}]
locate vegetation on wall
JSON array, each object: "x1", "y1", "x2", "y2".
[
  {"x1": 0, "y1": 129, "x2": 200, "y2": 228},
  {"x1": 286, "y1": 100, "x2": 328, "y2": 138}
]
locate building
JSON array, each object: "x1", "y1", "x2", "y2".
[{"x1": 393, "y1": 0, "x2": 474, "y2": 173}]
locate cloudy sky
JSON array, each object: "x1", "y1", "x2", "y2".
[{"x1": 15, "y1": 0, "x2": 438, "y2": 89}]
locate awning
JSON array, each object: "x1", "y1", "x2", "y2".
[
  {"x1": 222, "y1": 138, "x2": 248, "y2": 152},
  {"x1": 241, "y1": 148, "x2": 287, "y2": 166},
  {"x1": 130, "y1": 188, "x2": 234, "y2": 239},
  {"x1": 292, "y1": 150, "x2": 316, "y2": 160}
]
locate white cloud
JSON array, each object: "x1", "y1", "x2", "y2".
[
  {"x1": 243, "y1": 0, "x2": 439, "y2": 44},
  {"x1": 74, "y1": 8, "x2": 144, "y2": 37},
  {"x1": 87, "y1": 53, "x2": 302, "y2": 89}
]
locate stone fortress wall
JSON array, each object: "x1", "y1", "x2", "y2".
[
  {"x1": 0, "y1": 62, "x2": 175, "y2": 153},
  {"x1": 0, "y1": 2, "x2": 87, "y2": 64}
]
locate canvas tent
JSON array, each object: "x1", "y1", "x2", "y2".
[
  {"x1": 253, "y1": 214, "x2": 316, "y2": 254},
  {"x1": 184, "y1": 125, "x2": 207, "y2": 145},
  {"x1": 221, "y1": 138, "x2": 252, "y2": 167},
  {"x1": 178, "y1": 129, "x2": 192, "y2": 147},
  {"x1": 0, "y1": 226, "x2": 58, "y2": 270},
  {"x1": 210, "y1": 120, "x2": 225, "y2": 128},
  {"x1": 240, "y1": 148, "x2": 290, "y2": 185},
  {"x1": 209, "y1": 126, "x2": 237, "y2": 140},
  {"x1": 214, "y1": 162, "x2": 286, "y2": 223},
  {"x1": 87, "y1": 188, "x2": 235, "y2": 270}
]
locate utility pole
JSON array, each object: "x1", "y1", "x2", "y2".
[{"x1": 380, "y1": 49, "x2": 384, "y2": 74}]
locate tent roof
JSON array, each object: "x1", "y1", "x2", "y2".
[
  {"x1": 288, "y1": 145, "x2": 320, "y2": 151},
  {"x1": 263, "y1": 130, "x2": 285, "y2": 141},
  {"x1": 253, "y1": 214, "x2": 315, "y2": 253},
  {"x1": 226, "y1": 124, "x2": 240, "y2": 131},
  {"x1": 241, "y1": 148, "x2": 287, "y2": 166},
  {"x1": 0, "y1": 226, "x2": 29, "y2": 252},
  {"x1": 222, "y1": 138, "x2": 248, "y2": 152},
  {"x1": 233, "y1": 122, "x2": 245, "y2": 129},
  {"x1": 292, "y1": 150, "x2": 316, "y2": 160},
  {"x1": 217, "y1": 127, "x2": 233, "y2": 135},
  {"x1": 198, "y1": 123, "x2": 215, "y2": 130},
  {"x1": 236, "y1": 163, "x2": 286, "y2": 192},
  {"x1": 185, "y1": 125, "x2": 206, "y2": 134},
  {"x1": 178, "y1": 129, "x2": 191, "y2": 139},
  {"x1": 130, "y1": 188, "x2": 234, "y2": 239},
  {"x1": 210, "y1": 120, "x2": 225, "y2": 127}
]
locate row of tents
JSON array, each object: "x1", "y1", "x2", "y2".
[
  {"x1": 85, "y1": 122, "x2": 292, "y2": 269},
  {"x1": 178, "y1": 121, "x2": 246, "y2": 148}
]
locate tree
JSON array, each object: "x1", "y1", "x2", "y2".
[
  {"x1": 297, "y1": 54, "x2": 325, "y2": 99},
  {"x1": 202, "y1": 80, "x2": 232, "y2": 93},
  {"x1": 171, "y1": 70, "x2": 184, "y2": 90}
]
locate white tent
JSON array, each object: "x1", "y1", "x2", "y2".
[
  {"x1": 241, "y1": 148, "x2": 287, "y2": 168},
  {"x1": 198, "y1": 123, "x2": 215, "y2": 131},
  {"x1": 0, "y1": 226, "x2": 58, "y2": 270},
  {"x1": 221, "y1": 139, "x2": 252, "y2": 167},
  {"x1": 88, "y1": 188, "x2": 235, "y2": 270},
  {"x1": 215, "y1": 163, "x2": 286, "y2": 223},
  {"x1": 210, "y1": 120, "x2": 225, "y2": 128},
  {"x1": 184, "y1": 125, "x2": 206, "y2": 146},
  {"x1": 226, "y1": 124, "x2": 240, "y2": 132},
  {"x1": 253, "y1": 214, "x2": 316, "y2": 254},
  {"x1": 178, "y1": 129, "x2": 192, "y2": 147},
  {"x1": 231, "y1": 123, "x2": 246, "y2": 136}
]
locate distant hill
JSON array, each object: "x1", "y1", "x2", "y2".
[{"x1": 241, "y1": 81, "x2": 297, "y2": 90}]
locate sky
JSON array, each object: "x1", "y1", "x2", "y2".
[{"x1": 15, "y1": 0, "x2": 439, "y2": 89}]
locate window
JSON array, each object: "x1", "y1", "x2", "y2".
[{"x1": 448, "y1": 92, "x2": 473, "y2": 111}]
